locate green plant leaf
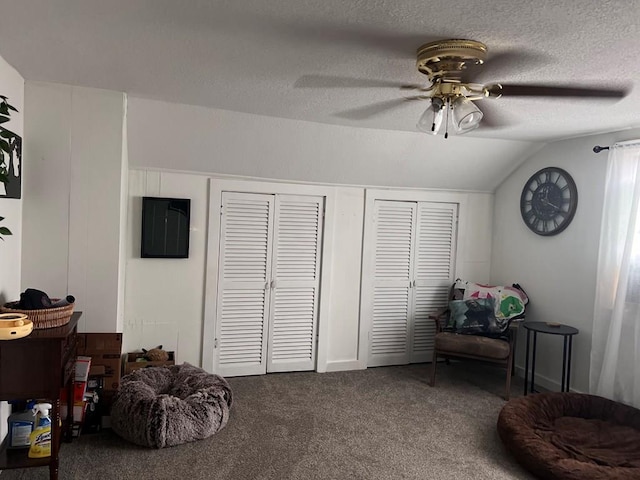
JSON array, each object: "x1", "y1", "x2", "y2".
[
  {"x1": 0, "y1": 125, "x2": 18, "y2": 137},
  {"x1": 0, "y1": 104, "x2": 8, "y2": 116},
  {"x1": 0, "y1": 216, "x2": 4, "y2": 221},
  {"x1": 0, "y1": 130, "x2": 14, "y2": 139},
  {"x1": 0, "y1": 117, "x2": 9, "y2": 125},
  {"x1": 7, "y1": 104, "x2": 17, "y2": 112},
  {"x1": 0, "y1": 227, "x2": 12, "y2": 236},
  {"x1": 0, "y1": 139, "x2": 10, "y2": 152}
]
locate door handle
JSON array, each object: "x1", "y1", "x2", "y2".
[{"x1": 270, "y1": 280, "x2": 276, "y2": 289}]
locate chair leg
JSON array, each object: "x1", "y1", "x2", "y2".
[
  {"x1": 511, "y1": 339, "x2": 517, "y2": 377},
  {"x1": 430, "y1": 349, "x2": 438, "y2": 387},
  {"x1": 505, "y1": 357, "x2": 513, "y2": 401}
]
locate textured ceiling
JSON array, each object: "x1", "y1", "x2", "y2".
[{"x1": 0, "y1": 0, "x2": 638, "y2": 141}]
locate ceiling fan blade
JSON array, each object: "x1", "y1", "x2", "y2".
[
  {"x1": 335, "y1": 96, "x2": 424, "y2": 120},
  {"x1": 462, "y1": 51, "x2": 550, "y2": 83},
  {"x1": 294, "y1": 75, "x2": 423, "y2": 90},
  {"x1": 488, "y1": 83, "x2": 629, "y2": 98}
]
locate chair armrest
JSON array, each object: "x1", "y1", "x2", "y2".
[{"x1": 428, "y1": 307, "x2": 449, "y2": 333}]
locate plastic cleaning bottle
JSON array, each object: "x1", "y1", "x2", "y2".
[
  {"x1": 7, "y1": 400, "x2": 36, "y2": 449},
  {"x1": 28, "y1": 403, "x2": 52, "y2": 458}
]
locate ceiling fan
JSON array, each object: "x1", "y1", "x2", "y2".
[{"x1": 296, "y1": 39, "x2": 628, "y2": 138}]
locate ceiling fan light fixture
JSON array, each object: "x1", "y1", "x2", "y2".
[
  {"x1": 451, "y1": 96, "x2": 483, "y2": 133},
  {"x1": 417, "y1": 97, "x2": 445, "y2": 135}
]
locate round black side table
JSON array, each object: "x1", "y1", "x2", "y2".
[{"x1": 523, "y1": 321, "x2": 579, "y2": 395}]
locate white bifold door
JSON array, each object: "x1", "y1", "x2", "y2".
[
  {"x1": 215, "y1": 192, "x2": 324, "y2": 377},
  {"x1": 366, "y1": 200, "x2": 458, "y2": 367}
]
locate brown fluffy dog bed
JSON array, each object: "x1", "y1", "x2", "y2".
[
  {"x1": 498, "y1": 392, "x2": 640, "y2": 480},
  {"x1": 111, "y1": 363, "x2": 233, "y2": 448}
]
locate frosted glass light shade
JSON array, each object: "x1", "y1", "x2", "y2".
[
  {"x1": 417, "y1": 100, "x2": 444, "y2": 135},
  {"x1": 452, "y1": 97, "x2": 483, "y2": 133}
]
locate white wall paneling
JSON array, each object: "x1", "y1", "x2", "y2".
[
  {"x1": 124, "y1": 170, "x2": 209, "y2": 366},
  {"x1": 22, "y1": 82, "x2": 126, "y2": 333},
  {"x1": 324, "y1": 187, "x2": 365, "y2": 372},
  {"x1": 0, "y1": 53, "x2": 24, "y2": 444},
  {"x1": 204, "y1": 179, "x2": 334, "y2": 375}
]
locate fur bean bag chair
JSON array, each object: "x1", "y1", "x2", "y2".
[
  {"x1": 498, "y1": 392, "x2": 640, "y2": 480},
  {"x1": 111, "y1": 363, "x2": 233, "y2": 448}
]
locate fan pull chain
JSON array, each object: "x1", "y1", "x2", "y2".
[{"x1": 444, "y1": 98, "x2": 450, "y2": 139}]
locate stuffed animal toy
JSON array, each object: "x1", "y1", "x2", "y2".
[{"x1": 142, "y1": 345, "x2": 169, "y2": 362}]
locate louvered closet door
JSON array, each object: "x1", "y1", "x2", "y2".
[
  {"x1": 216, "y1": 192, "x2": 274, "y2": 377},
  {"x1": 267, "y1": 195, "x2": 324, "y2": 372},
  {"x1": 410, "y1": 203, "x2": 458, "y2": 363},
  {"x1": 368, "y1": 200, "x2": 417, "y2": 367}
]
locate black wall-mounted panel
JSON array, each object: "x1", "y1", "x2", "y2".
[{"x1": 141, "y1": 197, "x2": 191, "y2": 258}]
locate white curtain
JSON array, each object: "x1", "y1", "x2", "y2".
[{"x1": 591, "y1": 141, "x2": 640, "y2": 406}]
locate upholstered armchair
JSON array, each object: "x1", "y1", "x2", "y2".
[{"x1": 428, "y1": 280, "x2": 528, "y2": 400}]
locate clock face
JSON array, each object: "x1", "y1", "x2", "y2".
[{"x1": 520, "y1": 167, "x2": 578, "y2": 236}]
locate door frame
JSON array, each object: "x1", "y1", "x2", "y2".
[
  {"x1": 359, "y1": 189, "x2": 469, "y2": 369},
  {"x1": 203, "y1": 178, "x2": 335, "y2": 374}
]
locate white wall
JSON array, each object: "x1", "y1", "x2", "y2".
[
  {"x1": 22, "y1": 82, "x2": 127, "y2": 332},
  {"x1": 127, "y1": 97, "x2": 538, "y2": 192},
  {"x1": 325, "y1": 187, "x2": 365, "y2": 369},
  {"x1": 124, "y1": 96, "x2": 498, "y2": 372},
  {"x1": 492, "y1": 127, "x2": 640, "y2": 393},
  {"x1": 0, "y1": 54, "x2": 23, "y2": 443},
  {"x1": 124, "y1": 170, "x2": 209, "y2": 365},
  {"x1": 125, "y1": 168, "x2": 494, "y2": 372}
]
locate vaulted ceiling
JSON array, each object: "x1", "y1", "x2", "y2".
[{"x1": 0, "y1": 0, "x2": 638, "y2": 142}]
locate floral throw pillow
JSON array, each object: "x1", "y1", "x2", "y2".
[
  {"x1": 448, "y1": 297, "x2": 508, "y2": 336},
  {"x1": 454, "y1": 280, "x2": 528, "y2": 321}
]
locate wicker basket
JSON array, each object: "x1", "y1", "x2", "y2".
[{"x1": 0, "y1": 300, "x2": 74, "y2": 329}]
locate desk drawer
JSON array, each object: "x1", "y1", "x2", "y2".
[
  {"x1": 61, "y1": 335, "x2": 77, "y2": 387},
  {"x1": 61, "y1": 329, "x2": 77, "y2": 361}
]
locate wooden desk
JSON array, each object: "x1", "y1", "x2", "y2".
[{"x1": 0, "y1": 311, "x2": 81, "y2": 480}]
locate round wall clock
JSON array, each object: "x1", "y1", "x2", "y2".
[{"x1": 520, "y1": 167, "x2": 578, "y2": 236}]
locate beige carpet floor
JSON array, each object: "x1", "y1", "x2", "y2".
[{"x1": 2, "y1": 362, "x2": 534, "y2": 480}]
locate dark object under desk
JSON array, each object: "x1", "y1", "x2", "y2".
[
  {"x1": 0, "y1": 311, "x2": 81, "y2": 480},
  {"x1": 523, "y1": 321, "x2": 578, "y2": 396}
]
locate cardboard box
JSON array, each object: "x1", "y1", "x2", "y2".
[
  {"x1": 77, "y1": 333, "x2": 123, "y2": 392},
  {"x1": 124, "y1": 351, "x2": 175, "y2": 375},
  {"x1": 77, "y1": 333, "x2": 123, "y2": 355},
  {"x1": 88, "y1": 365, "x2": 106, "y2": 377},
  {"x1": 89, "y1": 354, "x2": 122, "y2": 391}
]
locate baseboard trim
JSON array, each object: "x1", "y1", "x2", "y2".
[
  {"x1": 514, "y1": 365, "x2": 584, "y2": 394},
  {"x1": 323, "y1": 360, "x2": 364, "y2": 373}
]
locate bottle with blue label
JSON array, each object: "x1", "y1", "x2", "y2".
[
  {"x1": 28, "y1": 403, "x2": 52, "y2": 458},
  {"x1": 7, "y1": 400, "x2": 36, "y2": 449}
]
